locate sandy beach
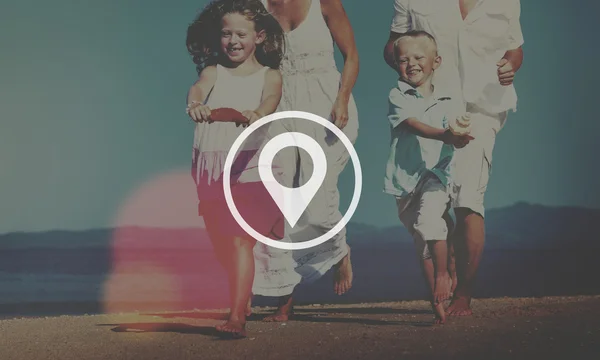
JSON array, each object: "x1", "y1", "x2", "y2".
[{"x1": 1, "y1": 295, "x2": 598, "y2": 360}]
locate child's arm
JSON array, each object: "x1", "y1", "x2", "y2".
[
  {"x1": 242, "y1": 69, "x2": 283, "y2": 124},
  {"x1": 399, "y1": 119, "x2": 473, "y2": 148},
  {"x1": 389, "y1": 88, "x2": 473, "y2": 148},
  {"x1": 186, "y1": 66, "x2": 217, "y2": 122},
  {"x1": 400, "y1": 118, "x2": 446, "y2": 140}
]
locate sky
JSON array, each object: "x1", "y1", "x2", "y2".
[{"x1": 1, "y1": 0, "x2": 599, "y2": 233}]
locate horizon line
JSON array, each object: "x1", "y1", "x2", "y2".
[{"x1": 1, "y1": 201, "x2": 599, "y2": 236}]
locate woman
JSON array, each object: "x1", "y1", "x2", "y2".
[{"x1": 252, "y1": 0, "x2": 360, "y2": 321}]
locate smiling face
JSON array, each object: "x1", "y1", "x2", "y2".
[
  {"x1": 395, "y1": 35, "x2": 441, "y2": 88},
  {"x1": 220, "y1": 12, "x2": 265, "y2": 64}
]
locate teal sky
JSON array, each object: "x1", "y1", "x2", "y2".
[{"x1": 1, "y1": 0, "x2": 598, "y2": 233}]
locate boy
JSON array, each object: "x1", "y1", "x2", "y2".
[
  {"x1": 384, "y1": 0, "x2": 524, "y2": 316},
  {"x1": 383, "y1": 30, "x2": 473, "y2": 324}
]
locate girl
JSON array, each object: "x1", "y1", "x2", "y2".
[
  {"x1": 185, "y1": 0, "x2": 285, "y2": 338},
  {"x1": 252, "y1": 0, "x2": 360, "y2": 321}
]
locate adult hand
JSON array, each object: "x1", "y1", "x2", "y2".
[
  {"x1": 331, "y1": 97, "x2": 349, "y2": 129},
  {"x1": 497, "y1": 58, "x2": 516, "y2": 86}
]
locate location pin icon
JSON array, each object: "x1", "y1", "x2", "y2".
[{"x1": 258, "y1": 132, "x2": 327, "y2": 228}]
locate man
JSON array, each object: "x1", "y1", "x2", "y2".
[{"x1": 383, "y1": 0, "x2": 524, "y2": 315}]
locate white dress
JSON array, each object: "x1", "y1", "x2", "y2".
[
  {"x1": 192, "y1": 64, "x2": 270, "y2": 187},
  {"x1": 192, "y1": 65, "x2": 283, "y2": 238},
  {"x1": 253, "y1": 0, "x2": 359, "y2": 296}
]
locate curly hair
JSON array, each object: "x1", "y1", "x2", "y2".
[{"x1": 186, "y1": 0, "x2": 285, "y2": 75}]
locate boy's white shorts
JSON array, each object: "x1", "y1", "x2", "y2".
[
  {"x1": 396, "y1": 176, "x2": 452, "y2": 260},
  {"x1": 451, "y1": 104, "x2": 508, "y2": 218}
]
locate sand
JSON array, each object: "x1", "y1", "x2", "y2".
[{"x1": 1, "y1": 296, "x2": 599, "y2": 360}]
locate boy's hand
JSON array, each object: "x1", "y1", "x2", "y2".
[
  {"x1": 186, "y1": 102, "x2": 212, "y2": 123},
  {"x1": 497, "y1": 58, "x2": 515, "y2": 86},
  {"x1": 455, "y1": 134, "x2": 474, "y2": 148},
  {"x1": 442, "y1": 130, "x2": 474, "y2": 148}
]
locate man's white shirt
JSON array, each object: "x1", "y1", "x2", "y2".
[{"x1": 391, "y1": 0, "x2": 524, "y2": 113}]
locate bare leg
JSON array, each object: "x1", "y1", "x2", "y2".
[
  {"x1": 204, "y1": 213, "x2": 231, "y2": 270},
  {"x1": 447, "y1": 239, "x2": 458, "y2": 294},
  {"x1": 246, "y1": 296, "x2": 252, "y2": 317},
  {"x1": 204, "y1": 209, "x2": 255, "y2": 332},
  {"x1": 333, "y1": 246, "x2": 353, "y2": 295},
  {"x1": 263, "y1": 295, "x2": 293, "y2": 322},
  {"x1": 444, "y1": 212, "x2": 458, "y2": 294},
  {"x1": 418, "y1": 257, "x2": 446, "y2": 324},
  {"x1": 215, "y1": 236, "x2": 256, "y2": 338},
  {"x1": 428, "y1": 240, "x2": 452, "y2": 305},
  {"x1": 447, "y1": 208, "x2": 485, "y2": 316}
]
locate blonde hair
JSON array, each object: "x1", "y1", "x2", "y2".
[{"x1": 393, "y1": 30, "x2": 438, "y2": 64}]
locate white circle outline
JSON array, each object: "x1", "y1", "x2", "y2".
[{"x1": 223, "y1": 110, "x2": 362, "y2": 250}]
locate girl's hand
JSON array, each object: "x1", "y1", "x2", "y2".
[
  {"x1": 241, "y1": 110, "x2": 262, "y2": 127},
  {"x1": 331, "y1": 97, "x2": 349, "y2": 129},
  {"x1": 186, "y1": 102, "x2": 212, "y2": 123}
]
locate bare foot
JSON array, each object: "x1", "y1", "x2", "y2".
[
  {"x1": 263, "y1": 311, "x2": 291, "y2": 322},
  {"x1": 245, "y1": 297, "x2": 252, "y2": 317},
  {"x1": 432, "y1": 302, "x2": 446, "y2": 324},
  {"x1": 263, "y1": 307, "x2": 292, "y2": 322},
  {"x1": 434, "y1": 273, "x2": 453, "y2": 304},
  {"x1": 446, "y1": 295, "x2": 473, "y2": 316},
  {"x1": 334, "y1": 247, "x2": 353, "y2": 295},
  {"x1": 216, "y1": 316, "x2": 247, "y2": 339},
  {"x1": 263, "y1": 296, "x2": 293, "y2": 322}
]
